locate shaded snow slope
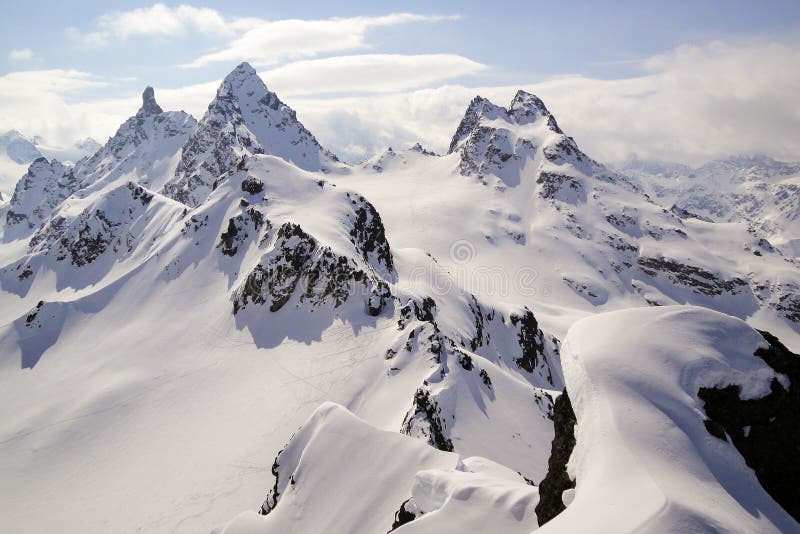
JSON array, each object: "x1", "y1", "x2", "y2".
[{"x1": 545, "y1": 306, "x2": 798, "y2": 533}]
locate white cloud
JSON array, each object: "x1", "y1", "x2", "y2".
[
  {"x1": 180, "y1": 13, "x2": 460, "y2": 68},
  {"x1": 2, "y1": 39, "x2": 799, "y2": 168},
  {"x1": 531, "y1": 39, "x2": 800, "y2": 164},
  {"x1": 0, "y1": 70, "x2": 120, "y2": 151},
  {"x1": 67, "y1": 3, "x2": 262, "y2": 46},
  {"x1": 261, "y1": 54, "x2": 487, "y2": 95},
  {"x1": 287, "y1": 39, "x2": 800, "y2": 164},
  {"x1": 9, "y1": 49, "x2": 34, "y2": 61},
  {"x1": 67, "y1": 5, "x2": 459, "y2": 71}
]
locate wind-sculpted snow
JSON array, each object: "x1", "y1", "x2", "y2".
[
  {"x1": 547, "y1": 306, "x2": 798, "y2": 533},
  {"x1": 218, "y1": 404, "x2": 541, "y2": 534},
  {"x1": 218, "y1": 403, "x2": 460, "y2": 534}
]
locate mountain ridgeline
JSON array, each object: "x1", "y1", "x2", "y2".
[{"x1": 0, "y1": 62, "x2": 798, "y2": 533}]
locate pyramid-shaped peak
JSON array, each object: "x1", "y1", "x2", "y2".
[
  {"x1": 231, "y1": 61, "x2": 256, "y2": 76},
  {"x1": 223, "y1": 62, "x2": 261, "y2": 85},
  {"x1": 216, "y1": 62, "x2": 272, "y2": 102},
  {"x1": 139, "y1": 86, "x2": 163, "y2": 116}
]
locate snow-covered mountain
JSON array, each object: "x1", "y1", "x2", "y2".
[
  {"x1": 0, "y1": 63, "x2": 797, "y2": 534},
  {"x1": 0, "y1": 131, "x2": 43, "y2": 196},
  {"x1": 162, "y1": 62, "x2": 340, "y2": 207},
  {"x1": 619, "y1": 154, "x2": 800, "y2": 257},
  {"x1": 0, "y1": 130, "x2": 101, "y2": 197}
]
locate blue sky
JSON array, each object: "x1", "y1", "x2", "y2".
[{"x1": 1, "y1": 1, "x2": 799, "y2": 164}]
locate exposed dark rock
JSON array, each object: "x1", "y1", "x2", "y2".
[
  {"x1": 670, "y1": 204, "x2": 713, "y2": 222},
  {"x1": 457, "y1": 351, "x2": 473, "y2": 371},
  {"x1": 510, "y1": 309, "x2": 545, "y2": 374},
  {"x1": 638, "y1": 256, "x2": 748, "y2": 296},
  {"x1": 401, "y1": 387, "x2": 454, "y2": 452},
  {"x1": 536, "y1": 171, "x2": 584, "y2": 201},
  {"x1": 774, "y1": 287, "x2": 800, "y2": 323},
  {"x1": 218, "y1": 207, "x2": 267, "y2": 257},
  {"x1": 698, "y1": 330, "x2": 800, "y2": 521},
  {"x1": 398, "y1": 297, "x2": 437, "y2": 329},
  {"x1": 480, "y1": 368, "x2": 492, "y2": 388},
  {"x1": 241, "y1": 175, "x2": 264, "y2": 195},
  {"x1": 68, "y1": 210, "x2": 116, "y2": 266},
  {"x1": 233, "y1": 222, "x2": 390, "y2": 315},
  {"x1": 259, "y1": 453, "x2": 283, "y2": 515},
  {"x1": 140, "y1": 86, "x2": 163, "y2": 116},
  {"x1": 346, "y1": 194, "x2": 394, "y2": 273},
  {"x1": 388, "y1": 498, "x2": 418, "y2": 532},
  {"x1": 535, "y1": 389, "x2": 577, "y2": 526}
]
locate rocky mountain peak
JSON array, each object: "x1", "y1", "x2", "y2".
[
  {"x1": 226, "y1": 61, "x2": 257, "y2": 81},
  {"x1": 162, "y1": 63, "x2": 339, "y2": 207},
  {"x1": 508, "y1": 90, "x2": 559, "y2": 130},
  {"x1": 139, "y1": 86, "x2": 163, "y2": 117},
  {"x1": 449, "y1": 91, "x2": 565, "y2": 155},
  {"x1": 448, "y1": 96, "x2": 499, "y2": 154},
  {"x1": 216, "y1": 61, "x2": 270, "y2": 104}
]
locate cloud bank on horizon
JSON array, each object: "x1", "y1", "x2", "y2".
[{"x1": 1, "y1": 3, "x2": 799, "y2": 166}]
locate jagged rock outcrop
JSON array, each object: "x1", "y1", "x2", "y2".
[
  {"x1": 638, "y1": 256, "x2": 749, "y2": 296},
  {"x1": 535, "y1": 389, "x2": 577, "y2": 526},
  {"x1": 75, "y1": 86, "x2": 196, "y2": 190},
  {"x1": 401, "y1": 386, "x2": 454, "y2": 452},
  {"x1": 4, "y1": 86, "x2": 193, "y2": 243},
  {"x1": 446, "y1": 89, "x2": 626, "y2": 204},
  {"x1": 4, "y1": 158, "x2": 80, "y2": 240},
  {"x1": 22, "y1": 181, "x2": 177, "y2": 268},
  {"x1": 232, "y1": 221, "x2": 391, "y2": 315}
]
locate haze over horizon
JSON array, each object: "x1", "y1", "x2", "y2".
[{"x1": 1, "y1": 1, "x2": 799, "y2": 165}]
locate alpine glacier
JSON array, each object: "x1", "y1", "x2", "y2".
[{"x1": 0, "y1": 62, "x2": 797, "y2": 534}]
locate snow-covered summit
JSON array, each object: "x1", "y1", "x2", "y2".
[
  {"x1": 448, "y1": 90, "x2": 562, "y2": 154},
  {"x1": 446, "y1": 90, "x2": 605, "y2": 191},
  {"x1": 162, "y1": 62, "x2": 340, "y2": 207},
  {"x1": 0, "y1": 130, "x2": 42, "y2": 165},
  {"x1": 0, "y1": 130, "x2": 44, "y2": 195}
]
